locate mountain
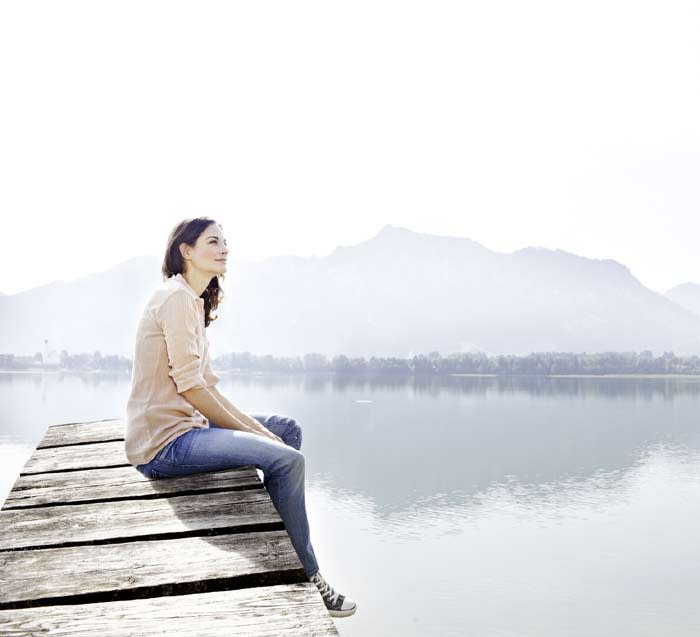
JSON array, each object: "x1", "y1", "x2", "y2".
[
  {"x1": 665, "y1": 283, "x2": 700, "y2": 318},
  {"x1": 3, "y1": 225, "x2": 700, "y2": 358},
  {"x1": 0, "y1": 256, "x2": 164, "y2": 358}
]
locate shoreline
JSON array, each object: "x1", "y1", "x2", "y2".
[
  {"x1": 449, "y1": 373, "x2": 700, "y2": 379},
  {"x1": 3, "y1": 370, "x2": 700, "y2": 379}
]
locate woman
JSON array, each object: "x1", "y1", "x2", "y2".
[{"x1": 125, "y1": 217, "x2": 356, "y2": 618}]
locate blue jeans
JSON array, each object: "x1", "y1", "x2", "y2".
[{"x1": 135, "y1": 413, "x2": 320, "y2": 578}]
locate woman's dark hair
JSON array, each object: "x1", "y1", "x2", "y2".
[{"x1": 162, "y1": 217, "x2": 224, "y2": 328}]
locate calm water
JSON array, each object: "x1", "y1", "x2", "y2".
[{"x1": 2, "y1": 372, "x2": 700, "y2": 636}]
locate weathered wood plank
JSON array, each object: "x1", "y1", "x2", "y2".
[
  {"x1": 0, "y1": 489, "x2": 282, "y2": 551},
  {"x1": 0, "y1": 584, "x2": 339, "y2": 636},
  {"x1": 22, "y1": 440, "x2": 140, "y2": 473},
  {"x1": 39, "y1": 419, "x2": 125, "y2": 448},
  {"x1": 0, "y1": 530, "x2": 303, "y2": 607},
  {"x1": 3, "y1": 465, "x2": 261, "y2": 509},
  {"x1": 24, "y1": 436, "x2": 257, "y2": 476}
]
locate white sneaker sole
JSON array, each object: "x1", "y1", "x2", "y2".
[{"x1": 329, "y1": 605, "x2": 357, "y2": 618}]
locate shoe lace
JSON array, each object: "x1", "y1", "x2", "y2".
[{"x1": 314, "y1": 574, "x2": 340, "y2": 606}]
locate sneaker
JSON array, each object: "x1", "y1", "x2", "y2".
[{"x1": 309, "y1": 571, "x2": 357, "y2": 618}]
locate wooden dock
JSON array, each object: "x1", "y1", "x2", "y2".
[{"x1": 0, "y1": 419, "x2": 340, "y2": 636}]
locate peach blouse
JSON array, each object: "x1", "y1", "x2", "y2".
[{"x1": 125, "y1": 273, "x2": 220, "y2": 466}]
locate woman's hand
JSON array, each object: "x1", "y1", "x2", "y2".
[{"x1": 254, "y1": 426, "x2": 284, "y2": 444}]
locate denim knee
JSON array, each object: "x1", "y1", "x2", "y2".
[
  {"x1": 271, "y1": 446, "x2": 305, "y2": 476},
  {"x1": 271, "y1": 415, "x2": 302, "y2": 450},
  {"x1": 289, "y1": 419, "x2": 302, "y2": 450}
]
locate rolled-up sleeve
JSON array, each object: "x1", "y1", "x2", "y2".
[{"x1": 157, "y1": 291, "x2": 208, "y2": 394}]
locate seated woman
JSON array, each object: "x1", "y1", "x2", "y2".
[{"x1": 124, "y1": 216, "x2": 356, "y2": 618}]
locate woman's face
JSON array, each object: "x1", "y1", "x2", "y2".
[{"x1": 181, "y1": 223, "x2": 229, "y2": 276}]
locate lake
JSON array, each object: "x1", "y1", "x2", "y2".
[{"x1": 2, "y1": 371, "x2": 700, "y2": 636}]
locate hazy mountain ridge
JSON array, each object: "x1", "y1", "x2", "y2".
[
  {"x1": 2, "y1": 225, "x2": 700, "y2": 357},
  {"x1": 665, "y1": 283, "x2": 700, "y2": 318}
]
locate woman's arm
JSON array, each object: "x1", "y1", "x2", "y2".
[
  {"x1": 181, "y1": 385, "x2": 283, "y2": 443},
  {"x1": 157, "y1": 291, "x2": 281, "y2": 443},
  {"x1": 181, "y1": 386, "x2": 255, "y2": 432},
  {"x1": 209, "y1": 386, "x2": 283, "y2": 442}
]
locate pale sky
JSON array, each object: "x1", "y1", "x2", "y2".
[{"x1": 1, "y1": 0, "x2": 698, "y2": 296}]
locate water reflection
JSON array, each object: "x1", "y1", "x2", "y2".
[
  {"x1": 190, "y1": 371, "x2": 700, "y2": 401},
  {"x1": 290, "y1": 375, "x2": 700, "y2": 519}
]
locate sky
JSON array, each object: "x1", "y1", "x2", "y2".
[{"x1": 0, "y1": 0, "x2": 698, "y2": 296}]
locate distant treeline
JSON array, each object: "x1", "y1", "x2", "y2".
[
  {"x1": 0, "y1": 351, "x2": 132, "y2": 372},
  {"x1": 3, "y1": 349, "x2": 700, "y2": 375},
  {"x1": 216, "y1": 350, "x2": 700, "y2": 375}
]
